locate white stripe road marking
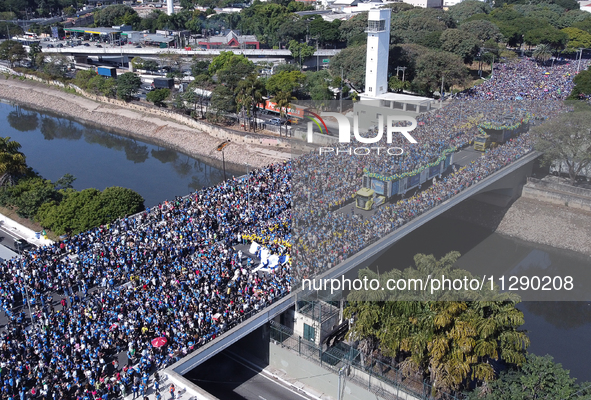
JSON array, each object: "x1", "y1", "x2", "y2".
[{"x1": 223, "y1": 352, "x2": 313, "y2": 400}]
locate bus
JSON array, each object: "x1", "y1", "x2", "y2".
[{"x1": 23, "y1": 32, "x2": 38, "y2": 39}]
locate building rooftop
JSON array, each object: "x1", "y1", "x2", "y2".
[
  {"x1": 360, "y1": 92, "x2": 433, "y2": 104},
  {"x1": 199, "y1": 30, "x2": 258, "y2": 45}
]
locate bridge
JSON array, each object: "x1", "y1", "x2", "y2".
[{"x1": 163, "y1": 150, "x2": 541, "y2": 386}]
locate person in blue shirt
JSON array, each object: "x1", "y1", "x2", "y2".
[{"x1": 131, "y1": 382, "x2": 138, "y2": 399}]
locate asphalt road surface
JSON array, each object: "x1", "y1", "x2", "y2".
[
  {"x1": 185, "y1": 352, "x2": 315, "y2": 400},
  {"x1": 0, "y1": 223, "x2": 32, "y2": 253}
]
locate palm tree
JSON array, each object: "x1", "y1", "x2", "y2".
[
  {"x1": 274, "y1": 90, "x2": 294, "y2": 137},
  {"x1": 235, "y1": 75, "x2": 265, "y2": 132},
  {"x1": 345, "y1": 253, "x2": 529, "y2": 394},
  {"x1": 533, "y1": 44, "x2": 552, "y2": 65},
  {"x1": 0, "y1": 137, "x2": 27, "y2": 186}
]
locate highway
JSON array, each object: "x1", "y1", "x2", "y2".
[
  {"x1": 185, "y1": 351, "x2": 316, "y2": 400},
  {"x1": 42, "y1": 45, "x2": 340, "y2": 58}
]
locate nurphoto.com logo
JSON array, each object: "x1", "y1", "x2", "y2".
[{"x1": 302, "y1": 103, "x2": 419, "y2": 156}]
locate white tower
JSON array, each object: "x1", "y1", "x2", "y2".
[
  {"x1": 364, "y1": 9, "x2": 391, "y2": 98},
  {"x1": 167, "y1": 0, "x2": 174, "y2": 16}
]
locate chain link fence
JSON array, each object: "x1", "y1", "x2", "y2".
[{"x1": 269, "y1": 320, "x2": 465, "y2": 400}]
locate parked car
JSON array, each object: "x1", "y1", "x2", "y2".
[
  {"x1": 95, "y1": 44, "x2": 102, "y2": 48},
  {"x1": 84, "y1": 43, "x2": 90, "y2": 46},
  {"x1": 269, "y1": 118, "x2": 281, "y2": 126},
  {"x1": 57, "y1": 43, "x2": 63, "y2": 48},
  {"x1": 46, "y1": 44, "x2": 54, "y2": 48}
]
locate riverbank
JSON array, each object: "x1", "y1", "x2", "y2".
[
  {"x1": 447, "y1": 196, "x2": 591, "y2": 257},
  {"x1": 0, "y1": 77, "x2": 291, "y2": 169}
]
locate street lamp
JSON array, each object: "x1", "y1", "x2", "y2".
[
  {"x1": 216, "y1": 140, "x2": 230, "y2": 181},
  {"x1": 244, "y1": 162, "x2": 250, "y2": 212}
]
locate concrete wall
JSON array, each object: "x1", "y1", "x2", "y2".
[
  {"x1": 165, "y1": 370, "x2": 221, "y2": 400},
  {"x1": 522, "y1": 177, "x2": 591, "y2": 211},
  {"x1": 292, "y1": 128, "x2": 339, "y2": 145},
  {"x1": 68, "y1": 84, "x2": 296, "y2": 149}
]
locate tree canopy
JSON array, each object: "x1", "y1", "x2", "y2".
[
  {"x1": 0, "y1": 40, "x2": 26, "y2": 67},
  {"x1": 466, "y1": 354, "x2": 591, "y2": 400},
  {"x1": 532, "y1": 106, "x2": 591, "y2": 185},
  {"x1": 345, "y1": 252, "x2": 529, "y2": 393},
  {"x1": 116, "y1": 72, "x2": 142, "y2": 101}
]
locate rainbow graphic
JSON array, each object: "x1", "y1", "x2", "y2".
[{"x1": 305, "y1": 111, "x2": 328, "y2": 134}]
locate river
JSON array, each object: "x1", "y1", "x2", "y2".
[
  {"x1": 370, "y1": 215, "x2": 591, "y2": 382},
  {"x1": 3, "y1": 102, "x2": 590, "y2": 382},
  {"x1": 0, "y1": 102, "x2": 240, "y2": 207}
]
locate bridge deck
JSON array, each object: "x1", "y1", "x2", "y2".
[{"x1": 166, "y1": 150, "x2": 541, "y2": 377}]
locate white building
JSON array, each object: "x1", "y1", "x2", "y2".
[
  {"x1": 355, "y1": 7, "x2": 434, "y2": 130},
  {"x1": 364, "y1": 9, "x2": 391, "y2": 98},
  {"x1": 403, "y1": 0, "x2": 442, "y2": 7}
]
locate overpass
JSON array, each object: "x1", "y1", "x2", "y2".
[
  {"x1": 41, "y1": 46, "x2": 341, "y2": 59},
  {"x1": 164, "y1": 150, "x2": 541, "y2": 382}
]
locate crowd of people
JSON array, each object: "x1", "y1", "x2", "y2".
[
  {"x1": 0, "y1": 165, "x2": 292, "y2": 399},
  {"x1": 291, "y1": 58, "x2": 587, "y2": 278},
  {"x1": 0, "y1": 58, "x2": 586, "y2": 399}
]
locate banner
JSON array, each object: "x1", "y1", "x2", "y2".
[{"x1": 371, "y1": 179, "x2": 385, "y2": 195}]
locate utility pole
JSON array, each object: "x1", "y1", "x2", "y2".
[
  {"x1": 339, "y1": 66, "x2": 343, "y2": 113},
  {"x1": 440, "y1": 74, "x2": 444, "y2": 109},
  {"x1": 216, "y1": 140, "x2": 230, "y2": 181},
  {"x1": 245, "y1": 162, "x2": 250, "y2": 212},
  {"x1": 337, "y1": 366, "x2": 345, "y2": 400},
  {"x1": 578, "y1": 48, "x2": 583, "y2": 73}
]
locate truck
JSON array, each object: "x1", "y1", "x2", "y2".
[
  {"x1": 354, "y1": 188, "x2": 385, "y2": 211},
  {"x1": 474, "y1": 113, "x2": 531, "y2": 151},
  {"x1": 152, "y1": 78, "x2": 174, "y2": 89},
  {"x1": 354, "y1": 150, "x2": 454, "y2": 210},
  {"x1": 97, "y1": 66, "x2": 117, "y2": 78}
]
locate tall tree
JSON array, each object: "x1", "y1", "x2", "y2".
[
  {"x1": 0, "y1": 137, "x2": 27, "y2": 186},
  {"x1": 0, "y1": 40, "x2": 26, "y2": 67},
  {"x1": 532, "y1": 107, "x2": 591, "y2": 185},
  {"x1": 532, "y1": 44, "x2": 552, "y2": 64},
  {"x1": 116, "y1": 72, "x2": 142, "y2": 101},
  {"x1": 274, "y1": 90, "x2": 293, "y2": 137},
  {"x1": 440, "y1": 29, "x2": 481, "y2": 64},
  {"x1": 414, "y1": 50, "x2": 468, "y2": 96},
  {"x1": 235, "y1": 74, "x2": 264, "y2": 132},
  {"x1": 288, "y1": 40, "x2": 315, "y2": 70}
]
